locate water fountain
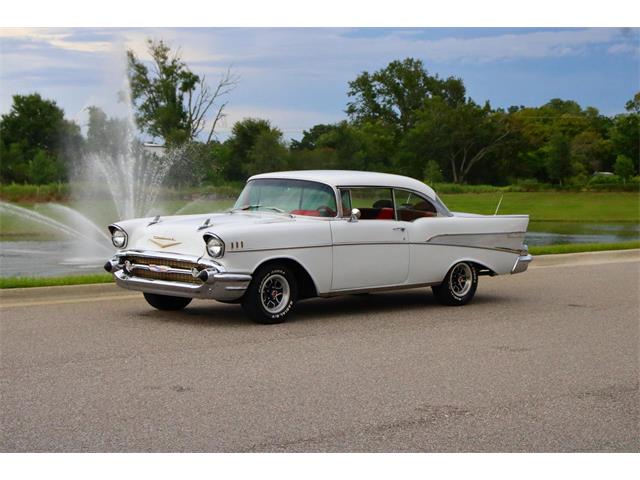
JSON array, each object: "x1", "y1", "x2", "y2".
[{"x1": 0, "y1": 80, "x2": 181, "y2": 277}]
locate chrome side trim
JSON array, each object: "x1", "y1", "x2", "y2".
[
  {"x1": 226, "y1": 244, "x2": 333, "y2": 253},
  {"x1": 423, "y1": 242, "x2": 523, "y2": 255},
  {"x1": 426, "y1": 231, "x2": 526, "y2": 241},
  {"x1": 223, "y1": 241, "x2": 526, "y2": 254},
  {"x1": 320, "y1": 281, "x2": 440, "y2": 297}
]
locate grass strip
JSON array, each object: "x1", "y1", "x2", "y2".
[
  {"x1": 529, "y1": 241, "x2": 640, "y2": 256},
  {"x1": 0, "y1": 273, "x2": 113, "y2": 289}
]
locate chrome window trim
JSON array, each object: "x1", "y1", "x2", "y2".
[{"x1": 236, "y1": 178, "x2": 340, "y2": 218}]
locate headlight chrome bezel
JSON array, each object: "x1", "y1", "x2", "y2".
[
  {"x1": 109, "y1": 225, "x2": 128, "y2": 249},
  {"x1": 204, "y1": 233, "x2": 225, "y2": 258}
]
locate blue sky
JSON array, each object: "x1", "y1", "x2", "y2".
[{"x1": 1, "y1": 27, "x2": 638, "y2": 140}]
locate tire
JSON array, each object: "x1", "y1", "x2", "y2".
[
  {"x1": 143, "y1": 292, "x2": 192, "y2": 311},
  {"x1": 432, "y1": 261, "x2": 478, "y2": 306},
  {"x1": 242, "y1": 263, "x2": 298, "y2": 324}
]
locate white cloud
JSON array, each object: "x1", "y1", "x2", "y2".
[
  {"x1": 608, "y1": 43, "x2": 640, "y2": 55},
  {"x1": 0, "y1": 28, "x2": 112, "y2": 53}
]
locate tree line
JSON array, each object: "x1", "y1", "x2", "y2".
[{"x1": 1, "y1": 40, "x2": 638, "y2": 187}]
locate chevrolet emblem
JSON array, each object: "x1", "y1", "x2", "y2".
[{"x1": 149, "y1": 235, "x2": 181, "y2": 249}]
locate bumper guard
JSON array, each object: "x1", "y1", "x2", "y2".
[{"x1": 105, "y1": 250, "x2": 252, "y2": 302}]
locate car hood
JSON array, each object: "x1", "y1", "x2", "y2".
[{"x1": 119, "y1": 211, "x2": 298, "y2": 256}]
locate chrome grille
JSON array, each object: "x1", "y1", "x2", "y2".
[
  {"x1": 132, "y1": 269, "x2": 200, "y2": 284},
  {"x1": 127, "y1": 255, "x2": 198, "y2": 271},
  {"x1": 123, "y1": 255, "x2": 204, "y2": 285}
]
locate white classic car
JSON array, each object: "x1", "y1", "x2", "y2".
[{"x1": 104, "y1": 170, "x2": 532, "y2": 323}]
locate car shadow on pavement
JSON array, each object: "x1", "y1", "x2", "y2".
[
  {"x1": 292, "y1": 290, "x2": 507, "y2": 322},
  {"x1": 135, "y1": 289, "x2": 508, "y2": 327}
]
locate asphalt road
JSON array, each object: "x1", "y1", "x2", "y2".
[{"x1": 1, "y1": 252, "x2": 638, "y2": 452}]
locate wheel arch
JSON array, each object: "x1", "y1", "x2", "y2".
[
  {"x1": 253, "y1": 257, "x2": 319, "y2": 299},
  {"x1": 444, "y1": 257, "x2": 497, "y2": 277}
]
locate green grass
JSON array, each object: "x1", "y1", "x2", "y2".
[
  {"x1": 440, "y1": 192, "x2": 640, "y2": 222},
  {"x1": 529, "y1": 241, "x2": 640, "y2": 256},
  {"x1": 0, "y1": 273, "x2": 113, "y2": 289}
]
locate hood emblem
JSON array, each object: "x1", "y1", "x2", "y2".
[{"x1": 149, "y1": 235, "x2": 181, "y2": 249}]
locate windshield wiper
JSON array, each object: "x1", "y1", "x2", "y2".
[
  {"x1": 233, "y1": 204, "x2": 261, "y2": 211},
  {"x1": 232, "y1": 204, "x2": 286, "y2": 213}
]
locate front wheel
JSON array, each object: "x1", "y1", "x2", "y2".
[
  {"x1": 432, "y1": 261, "x2": 478, "y2": 306},
  {"x1": 143, "y1": 292, "x2": 192, "y2": 311},
  {"x1": 242, "y1": 263, "x2": 298, "y2": 324}
]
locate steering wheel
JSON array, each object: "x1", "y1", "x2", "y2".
[{"x1": 316, "y1": 205, "x2": 336, "y2": 217}]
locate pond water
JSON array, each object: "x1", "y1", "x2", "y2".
[
  {"x1": 526, "y1": 221, "x2": 639, "y2": 246},
  {"x1": 1, "y1": 221, "x2": 638, "y2": 278}
]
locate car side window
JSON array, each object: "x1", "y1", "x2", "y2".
[
  {"x1": 394, "y1": 189, "x2": 438, "y2": 222},
  {"x1": 342, "y1": 187, "x2": 396, "y2": 220}
]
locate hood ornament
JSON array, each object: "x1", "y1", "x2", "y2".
[
  {"x1": 197, "y1": 217, "x2": 211, "y2": 230},
  {"x1": 148, "y1": 215, "x2": 161, "y2": 226}
]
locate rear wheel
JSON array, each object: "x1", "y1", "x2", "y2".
[
  {"x1": 242, "y1": 263, "x2": 298, "y2": 324},
  {"x1": 143, "y1": 292, "x2": 192, "y2": 311},
  {"x1": 432, "y1": 261, "x2": 478, "y2": 306}
]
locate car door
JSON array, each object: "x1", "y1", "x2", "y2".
[
  {"x1": 330, "y1": 187, "x2": 409, "y2": 291},
  {"x1": 394, "y1": 188, "x2": 445, "y2": 284}
]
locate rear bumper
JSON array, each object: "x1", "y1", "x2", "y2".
[
  {"x1": 105, "y1": 250, "x2": 252, "y2": 302},
  {"x1": 511, "y1": 253, "x2": 533, "y2": 274}
]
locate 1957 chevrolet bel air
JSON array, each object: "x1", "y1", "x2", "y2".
[{"x1": 104, "y1": 170, "x2": 532, "y2": 323}]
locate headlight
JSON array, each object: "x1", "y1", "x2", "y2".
[
  {"x1": 205, "y1": 234, "x2": 224, "y2": 258},
  {"x1": 110, "y1": 227, "x2": 127, "y2": 248}
]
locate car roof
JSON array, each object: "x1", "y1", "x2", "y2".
[{"x1": 249, "y1": 170, "x2": 437, "y2": 199}]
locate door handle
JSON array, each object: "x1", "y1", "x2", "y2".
[{"x1": 393, "y1": 227, "x2": 406, "y2": 232}]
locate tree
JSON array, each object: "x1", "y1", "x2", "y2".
[
  {"x1": 0, "y1": 93, "x2": 82, "y2": 183},
  {"x1": 424, "y1": 160, "x2": 443, "y2": 184},
  {"x1": 614, "y1": 155, "x2": 635, "y2": 182},
  {"x1": 29, "y1": 149, "x2": 61, "y2": 184},
  {"x1": 290, "y1": 124, "x2": 340, "y2": 150},
  {"x1": 401, "y1": 98, "x2": 510, "y2": 182},
  {"x1": 217, "y1": 118, "x2": 283, "y2": 181},
  {"x1": 246, "y1": 129, "x2": 289, "y2": 177},
  {"x1": 625, "y1": 92, "x2": 640, "y2": 114},
  {"x1": 86, "y1": 106, "x2": 131, "y2": 157},
  {"x1": 545, "y1": 133, "x2": 573, "y2": 185},
  {"x1": 346, "y1": 58, "x2": 465, "y2": 135},
  {"x1": 570, "y1": 130, "x2": 611, "y2": 173},
  {"x1": 127, "y1": 39, "x2": 237, "y2": 145},
  {"x1": 609, "y1": 93, "x2": 639, "y2": 176}
]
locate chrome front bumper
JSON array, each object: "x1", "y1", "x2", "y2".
[
  {"x1": 105, "y1": 250, "x2": 252, "y2": 302},
  {"x1": 511, "y1": 252, "x2": 533, "y2": 274}
]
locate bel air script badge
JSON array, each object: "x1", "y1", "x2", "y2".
[{"x1": 149, "y1": 235, "x2": 182, "y2": 249}]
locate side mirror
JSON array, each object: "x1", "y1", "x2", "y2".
[{"x1": 349, "y1": 208, "x2": 361, "y2": 222}]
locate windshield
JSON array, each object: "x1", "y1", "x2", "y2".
[{"x1": 233, "y1": 179, "x2": 338, "y2": 217}]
